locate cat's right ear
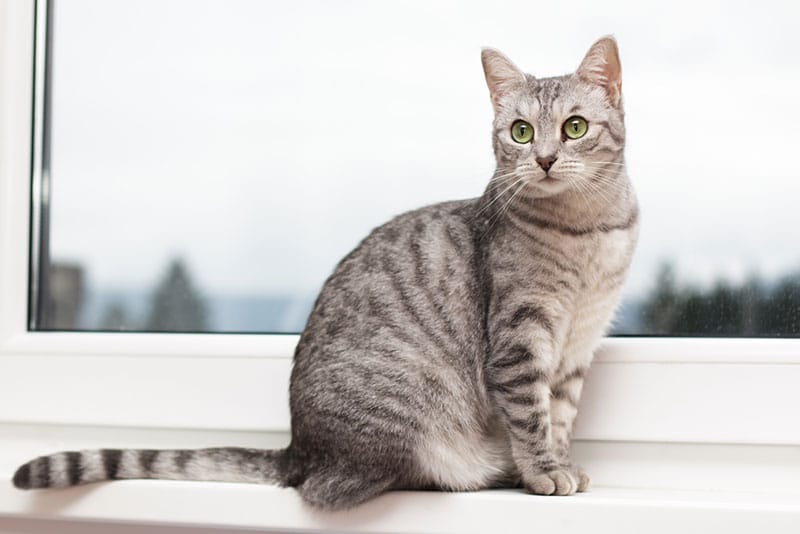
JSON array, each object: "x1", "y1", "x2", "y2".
[
  {"x1": 576, "y1": 36, "x2": 622, "y2": 107},
  {"x1": 481, "y1": 48, "x2": 526, "y2": 111}
]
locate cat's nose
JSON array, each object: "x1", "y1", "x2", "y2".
[{"x1": 536, "y1": 155, "x2": 558, "y2": 172}]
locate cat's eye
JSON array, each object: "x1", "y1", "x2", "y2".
[
  {"x1": 563, "y1": 116, "x2": 588, "y2": 139},
  {"x1": 510, "y1": 120, "x2": 534, "y2": 144}
]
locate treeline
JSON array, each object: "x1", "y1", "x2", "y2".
[
  {"x1": 100, "y1": 257, "x2": 208, "y2": 332},
  {"x1": 639, "y1": 264, "x2": 800, "y2": 336},
  {"x1": 98, "y1": 259, "x2": 800, "y2": 337}
]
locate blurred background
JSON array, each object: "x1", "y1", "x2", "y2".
[{"x1": 37, "y1": 0, "x2": 800, "y2": 335}]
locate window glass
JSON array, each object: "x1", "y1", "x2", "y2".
[{"x1": 36, "y1": 0, "x2": 800, "y2": 335}]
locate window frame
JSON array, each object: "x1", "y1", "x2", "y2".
[{"x1": 1, "y1": 0, "x2": 799, "y2": 444}]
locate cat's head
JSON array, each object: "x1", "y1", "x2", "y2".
[{"x1": 481, "y1": 36, "x2": 625, "y2": 199}]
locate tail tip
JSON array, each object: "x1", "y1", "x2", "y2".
[{"x1": 12, "y1": 462, "x2": 32, "y2": 489}]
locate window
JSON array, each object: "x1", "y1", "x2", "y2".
[
  {"x1": 1, "y1": 0, "x2": 798, "y2": 428},
  {"x1": 1, "y1": 0, "x2": 798, "y2": 506},
  {"x1": 32, "y1": 0, "x2": 800, "y2": 336}
]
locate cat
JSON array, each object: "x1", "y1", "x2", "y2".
[{"x1": 13, "y1": 36, "x2": 638, "y2": 510}]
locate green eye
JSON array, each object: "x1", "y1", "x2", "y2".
[
  {"x1": 510, "y1": 120, "x2": 534, "y2": 143},
  {"x1": 563, "y1": 116, "x2": 588, "y2": 139}
]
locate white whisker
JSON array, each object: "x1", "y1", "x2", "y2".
[
  {"x1": 475, "y1": 175, "x2": 528, "y2": 218},
  {"x1": 485, "y1": 179, "x2": 528, "y2": 233}
]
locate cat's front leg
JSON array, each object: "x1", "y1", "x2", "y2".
[
  {"x1": 486, "y1": 315, "x2": 579, "y2": 496},
  {"x1": 550, "y1": 367, "x2": 590, "y2": 492}
]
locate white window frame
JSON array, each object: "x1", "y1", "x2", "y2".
[{"x1": 1, "y1": 0, "x2": 800, "y2": 446}]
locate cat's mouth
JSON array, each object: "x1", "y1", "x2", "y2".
[
  {"x1": 531, "y1": 174, "x2": 566, "y2": 196},
  {"x1": 538, "y1": 175, "x2": 561, "y2": 187}
]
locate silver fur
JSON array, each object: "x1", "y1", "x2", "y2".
[{"x1": 14, "y1": 36, "x2": 638, "y2": 510}]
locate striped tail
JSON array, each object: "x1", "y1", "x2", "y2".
[{"x1": 12, "y1": 447, "x2": 290, "y2": 489}]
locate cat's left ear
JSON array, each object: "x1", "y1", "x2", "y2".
[
  {"x1": 576, "y1": 36, "x2": 622, "y2": 107},
  {"x1": 481, "y1": 48, "x2": 527, "y2": 111}
]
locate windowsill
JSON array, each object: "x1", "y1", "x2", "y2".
[
  {"x1": 1, "y1": 424, "x2": 800, "y2": 533},
  {"x1": 2, "y1": 480, "x2": 799, "y2": 533}
]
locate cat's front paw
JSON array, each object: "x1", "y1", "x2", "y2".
[
  {"x1": 523, "y1": 468, "x2": 578, "y2": 496},
  {"x1": 563, "y1": 463, "x2": 590, "y2": 492}
]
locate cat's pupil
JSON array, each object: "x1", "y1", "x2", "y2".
[{"x1": 571, "y1": 122, "x2": 578, "y2": 131}]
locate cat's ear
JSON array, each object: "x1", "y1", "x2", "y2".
[
  {"x1": 576, "y1": 36, "x2": 622, "y2": 107},
  {"x1": 481, "y1": 48, "x2": 527, "y2": 111}
]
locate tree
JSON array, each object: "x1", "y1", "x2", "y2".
[
  {"x1": 99, "y1": 301, "x2": 133, "y2": 331},
  {"x1": 639, "y1": 262, "x2": 800, "y2": 337},
  {"x1": 641, "y1": 262, "x2": 682, "y2": 334},
  {"x1": 145, "y1": 257, "x2": 209, "y2": 332},
  {"x1": 760, "y1": 272, "x2": 800, "y2": 336}
]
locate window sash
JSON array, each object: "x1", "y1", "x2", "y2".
[
  {"x1": 2, "y1": 0, "x2": 800, "y2": 445},
  {"x1": 2, "y1": 335, "x2": 800, "y2": 444}
]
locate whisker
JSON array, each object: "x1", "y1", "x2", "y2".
[
  {"x1": 573, "y1": 172, "x2": 622, "y2": 206},
  {"x1": 485, "y1": 179, "x2": 528, "y2": 233},
  {"x1": 584, "y1": 174, "x2": 628, "y2": 193},
  {"x1": 581, "y1": 180, "x2": 626, "y2": 203},
  {"x1": 570, "y1": 175, "x2": 596, "y2": 214},
  {"x1": 581, "y1": 180, "x2": 615, "y2": 207},
  {"x1": 475, "y1": 175, "x2": 528, "y2": 218},
  {"x1": 580, "y1": 161, "x2": 626, "y2": 167},
  {"x1": 578, "y1": 166, "x2": 628, "y2": 186},
  {"x1": 487, "y1": 171, "x2": 525, "y2": 189}
]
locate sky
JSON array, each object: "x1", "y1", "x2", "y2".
[{"x1": 49, "y1": 0, "x2": 800, "y2": 303}]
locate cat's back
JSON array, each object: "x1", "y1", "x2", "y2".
[
  {"x1": 290, "y1": 198, "x2": 490, "y2": 400},
  {"x1": 295, "y1": 198, "x2": 486, "y2": 367}
]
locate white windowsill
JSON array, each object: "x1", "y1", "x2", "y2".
[
  {"x1": 2, "y1": 424, "x2": 800, "y2": 533},
  {"x1": 2, "y1": 478, "x2": 799, "y2": 533}
]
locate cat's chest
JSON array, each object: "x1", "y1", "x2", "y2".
[
  {"x1": 582, "y1": 227, "x2": 637, "y2": 287},
  {"x1": 559, "y1": 227, "x2": 638, "y2": 364}
]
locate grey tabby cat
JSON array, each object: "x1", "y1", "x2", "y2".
[{"x1": 13, "y1": 36, "x2": 638, "y2": 510}]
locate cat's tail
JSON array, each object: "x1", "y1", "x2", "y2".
[{"x1": 12, "y1": 447, "x2": 292, "y2": 489}]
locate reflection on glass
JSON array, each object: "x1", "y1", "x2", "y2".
[
  {"x1": 36, "y1": 0, "x2": 800, "y2": 335},
  {"x1": 43, "y1": 258, "x2": 315, "y2": 333},
  {"x1": 617, "y1": 264, "x2": 800, "y2": 336},
  {"x1": 42, "y1": 259, "x2": 800, "y2": 335}
]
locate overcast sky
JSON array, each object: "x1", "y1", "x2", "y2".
[{"x1": 49, "y1": 0, "x2": 800, "y2": 300}]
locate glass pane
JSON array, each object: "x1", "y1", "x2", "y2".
[{"x1": 36, "y1": 0, "x2": 800, "y2": 335}]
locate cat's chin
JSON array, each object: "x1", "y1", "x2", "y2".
[{"x1": 530, "y1": 177, "x2": 570, "y2": 197}]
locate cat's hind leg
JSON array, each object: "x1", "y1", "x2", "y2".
[{"x1": 295, "y1": 462, "x2": 397, "y2": 510}]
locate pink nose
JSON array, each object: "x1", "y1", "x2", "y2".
[{"x1": 536, "y1": 156, "x2": 557, "y2": 172}]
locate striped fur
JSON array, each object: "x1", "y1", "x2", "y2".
[
  {"x1": 13, "y1": 36, "x2": 637, "y2": 509},
  {"x1": 14, "y1": 448, "x2": 289, "y2": 489}
]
